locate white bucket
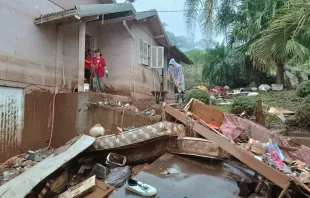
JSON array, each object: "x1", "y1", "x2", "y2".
[{"x1": 84, "y1": 83, "x2": 90, "y2": 92}]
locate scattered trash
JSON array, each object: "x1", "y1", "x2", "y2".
[
  {"x1": 125, "y1": 179, "x2": 157, "y2": 197},
  {"x1": 258, "y1": 84, "x2": 271, "y2": 92},
  {"x1": 89, "y1": 124, "x2": 105, "y2": 137},
  {"x1": 247, "y1": 139, "x2": 266, "y2": 155},
  {"x1": 265, "y1": 140, "x2": 284, "y2": 161},
  {"x1": 89, "y1": 163, "x2": 109, "y2": 180},
  {"x1": 105, "y1": 166, "x2": 132, "y2": 188},
  {"x1": 106, "y1": 153, "x2": 126, "y2": 167},
  {"x1": 122, "y1": 126, "x2": 136, "y2": 132},
  {"x1": 271, "y1": 84, "x2": 284, "y2": 91},
  {"x1": 160, "y1": 168, "x2": 180, "y2": 177},
  {"x1": 59, "y1": 175, "x2": 96, "y2": 198},
  {"x1": 84, "y1": 179, "x2": 115, "y2": 198},
  {"x1": 50, "y1": 171, "x2": 69, "y2": 194},
  {"x1": 247, "y1": 92, "x2": 259, "y2": 97}
]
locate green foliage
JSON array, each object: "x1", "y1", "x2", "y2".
[
  {"x1": 183, "y1": 64, "x2": 203, "y2": 89},
  {"x1": 230, "y1": 96, "x2": 257, "y2": 115},
  {"x1": 296, "y1": 81, "x2": 310, "y2": 97},
  {"x1": 185, "y1": 49, "x2": 206, "y2": 64},
  {"x1": 202, "y1": 45, "x2": 234, "y2": 86},
  {"x1": 296, "y1": 96, "x2": 310, "y2": 128},
  {"x1": 185, "y1": 89, "x2": 211, "y2": 104}
]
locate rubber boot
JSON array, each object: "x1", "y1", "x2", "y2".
[
  {"x1": 181, "y1": 94, "x2": 185, "y2": 104},
  {"x1": 175, "y1": 94, "x2": 179, "y2": 103}
]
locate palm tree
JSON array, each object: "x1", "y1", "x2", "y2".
[
  {"x1": 202, "y1": 45, "x2": 234, "y2": 86},
  {"x1": 249, "y1": 0, "x2": 310, "y2": 84},
  {"x1": 185, "y1": 0, "x2": 294, "y2": 85}
]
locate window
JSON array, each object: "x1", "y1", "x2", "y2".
[
  {"x1": 139, "y1": 39, "x2": 164, "y2": 69},
  {"x1": 139, "y1": 39, "x2": 149, "y2": 65},
  {"x1": 150, "y1": 46, "x2": 164, "y2": 69}
]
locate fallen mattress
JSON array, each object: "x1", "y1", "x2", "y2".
[
  {"x1": 92, "y1": 121, "x2": 185, "y2": 150},
  {"x1": 168, "y1": 137, "x2": 231, "y2": 159}
]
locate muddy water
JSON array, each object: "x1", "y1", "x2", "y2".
[{"x1": 111, "y1": 154, "x2": 266, "y2": 198}]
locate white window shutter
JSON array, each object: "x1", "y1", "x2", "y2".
[
  {"x1": 139, "y1": 39, "x2": 144, "y2": 64},
  {"x1": 150, "y1": 46, "x2": 164, "y2": 69},
  {"x1": 143, "y1": 42, "x2": 148, "y2": 65}
]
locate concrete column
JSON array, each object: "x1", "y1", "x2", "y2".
[
  {"x1": 78, "y1": 22, "x2": 86, "y2": 92},
  {"x1": 55, "y1": 27, "x2": 63, "y2": 92}
]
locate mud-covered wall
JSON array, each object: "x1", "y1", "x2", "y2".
[
  {"x1": 52, "y1": 92, "x2": 151, "y2": 147},
  {"x1": 23, "y1": 91, "x2": 54, "y2": 152}
]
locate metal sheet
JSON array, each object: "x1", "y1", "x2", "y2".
[
  {"x1": 0, "y1": 135, "x2": 96, "y2": 198},
  {"x1": 0, "y1": 87, "x2": 24, "y2": 161}
]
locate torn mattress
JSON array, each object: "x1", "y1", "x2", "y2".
[
  {"x1": 168, "y1": 137, "x2": 231, "y2": 159},
  {"x1": 92, "y1": 121, "x2": 185, "y2": 150}
]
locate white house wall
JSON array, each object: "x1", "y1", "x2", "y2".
[
  {"x1": 98, "y1": 22, "x2": 133, "y2": 96},
  {"x1": 0, "y1": 0, "x2": 62, "y2": 90},
  {"x1": 131, "y1": 21, "x2": 161, "y2": 100}
]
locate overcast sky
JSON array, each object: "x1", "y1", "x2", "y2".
[{"x1": 117, "y1": 0, "x2": 203, "y2": 42}]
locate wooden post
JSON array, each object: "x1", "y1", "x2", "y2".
[
  {"x1": 255, "y1": 100, "x2": 265, "y2": 127},
  {"x1": 78, "y1": 22, "x2": 86, "y2": 92}
]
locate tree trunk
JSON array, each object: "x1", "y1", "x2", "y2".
[{"x1": 276, "y1": 62, "x2": 285, "y2": 85}]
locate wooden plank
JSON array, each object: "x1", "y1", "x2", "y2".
[
  {"x1": 189, "y1": 99, "x2": 224, "y2": 127},
  {"x1": 165, "y1": 105, "x2": 291, "y2": 189},
  {"x1": 78, "y1": 22, "x2": 86, "y2": 92},
  {"x1": 59, "y1": 176, "x2": 96, "y2": 198},
  {"x1": 83, "y1": 179, "x2": 115, "y2": 198},
  {"x1": 0, "y1": 135, "x2": 96, "y2": 198}
]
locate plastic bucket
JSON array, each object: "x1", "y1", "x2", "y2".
[{"x1": 84, "y1": 83, "x2": 90, "y2": 92}]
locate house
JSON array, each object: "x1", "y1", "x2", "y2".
[{"x1": 0, "y1": 0, "x2": 192, "y2": 161}]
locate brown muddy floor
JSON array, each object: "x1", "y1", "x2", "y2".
[{"x1": 110, "y1": 153, "x2": 269, "y2": 198}]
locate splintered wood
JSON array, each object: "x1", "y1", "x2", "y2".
[{"x1": 58, "y1": 176, "x2": 96, "y2": 198}]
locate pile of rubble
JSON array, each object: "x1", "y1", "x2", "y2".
[
  {"x1": 0, "y1": 149, "x2": 54, "y2": 185},
  {"x1": 1, "y1": 98, "x2": 310, "y2": 197}
]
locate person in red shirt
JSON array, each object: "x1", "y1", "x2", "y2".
[
  {"x1": 84, "y1": 49, "x2": 92, "y2": 83},
  {"x1": 92, "y1": 49, "x2": 108, "y2": 92}
]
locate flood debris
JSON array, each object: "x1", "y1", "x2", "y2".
[
  {"x1": 91, "y1": 121, "x2": 185, "y2": 151},
  {"x1": 104, "y1": 166, "x2": 131, "y2": 188},
  {"x1": 165, "y1": 99, "x2": 310, "y2": 197},
  {"x1": 59, "y1": 175, "x2": 96, "y2": 198},
  {"x1": 106, "y1": 153, "x2": 126, "y2": 167},
  {"x1": 0, "y1": 135, "x2": 95, "y2": 198},
  {"x1": 89, "y1": 124, "x2": 105, "y2": 138}
]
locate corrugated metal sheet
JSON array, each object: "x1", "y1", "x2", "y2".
[{"x1": 0, "y1": 87, "x2": 24, "y2": 161}]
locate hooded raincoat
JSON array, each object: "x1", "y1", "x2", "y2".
[{"x1": 168, "y1": 59, "x2": 185, "y2": 92}]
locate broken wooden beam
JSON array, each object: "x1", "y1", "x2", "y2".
[{"x1": 59, "y1": 175, "x2": 96, "y2": 198}]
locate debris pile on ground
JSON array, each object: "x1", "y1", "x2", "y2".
[
  {"x1": 86, "y1": 97, "x2": 163, "y2": 123},
  {"x1": 168, "y1": 98, "x2": 310, "y2": 196},
  {"x1": 0, "y1": 148, "x2": 54, "y2": 185}
]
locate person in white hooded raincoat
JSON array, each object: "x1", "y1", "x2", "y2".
[{"x1": 167, "y1": 58, "x2": 185, "y2": 103}]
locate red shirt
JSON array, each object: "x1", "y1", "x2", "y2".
[
  {"x1": 85, "y1": 53, "x2": 92, "y2": 70},
  {"x1": 92, "y1": 57, "x2": 106, "y2": 78}
]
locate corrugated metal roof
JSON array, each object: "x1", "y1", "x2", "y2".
[
  {"x1": 135, "y1": 9, "x2": 157, "y2": 20},
  {"x1": 35, "y1": 7, "x2": 77, "y2": 20},
  {"x1": 77, "y1": 3, "x2": 136, "y2": 17}
]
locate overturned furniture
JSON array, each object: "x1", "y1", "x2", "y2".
[{"x1": 165, "y1": 99, "x2": 310, "y2": 197}]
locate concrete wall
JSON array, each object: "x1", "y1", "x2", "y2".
[{"x1": 52, "y1": 92, "x2": 151, "y2": 147}]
